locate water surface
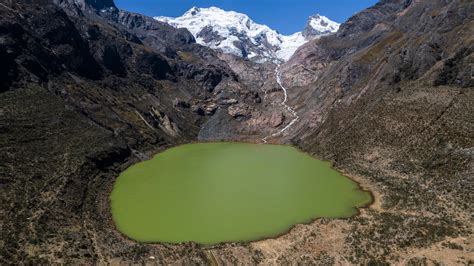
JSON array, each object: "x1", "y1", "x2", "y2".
[{"x1": 111, "y1": 142, "x2": 371, "y2": 244}]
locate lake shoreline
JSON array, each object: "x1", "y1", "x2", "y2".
[{"x1": 108, "y1": 140, "x2": 377, "y2": 247}]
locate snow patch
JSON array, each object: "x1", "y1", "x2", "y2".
[{"x1": 309, "y1": 14, "x2": 340, "y2": 34}]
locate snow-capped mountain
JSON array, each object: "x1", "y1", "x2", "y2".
[
  {"x1": 303, "y1": 14, "x2": 340, "y2": 38},
  {"x1": 155, "y1": 7, "x2": 339, "y2": 62}
]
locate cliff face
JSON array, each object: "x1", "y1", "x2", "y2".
[{"x1": 1, "y1": 0, "x2": 473, "y2": 264}]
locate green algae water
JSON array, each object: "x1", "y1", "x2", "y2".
[{"x1": 110, "y1": 142, "x2": 371, "y2": 244}]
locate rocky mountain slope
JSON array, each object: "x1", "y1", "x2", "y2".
[
  {"x1": 1, "y1": 0, "x2": 473, "y2": 264},
  {"x1": 0, "y1": 0, "x2": 277, "y2": 263},
  {"x1": 156, "y1": 7, "x2": 339, "y2": 62},
  {"x1": 268, "y1": 0, "x2": 473, "y2": 263}
]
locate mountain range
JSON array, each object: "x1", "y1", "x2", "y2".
[
  {"x1": 1, "y1": 0, "x2": 472, "y2": 264},
  {"x1": 155, "y1": 7, "x2": 340, "y2": 62}
]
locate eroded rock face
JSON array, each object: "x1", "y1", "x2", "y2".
[
  {"x1": 270, "y1": 113, "x2": 285, "y2": 128},
  {"x1": 336, "y1": 0, "x2": 412, "y2": 38},
  {"x1": 228, "y1": 103, "x2": 251, "y2": 118}
]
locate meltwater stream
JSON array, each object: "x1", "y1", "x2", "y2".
[{"x1": 262, "y1": 66, "x2": 299, "y2": 143}]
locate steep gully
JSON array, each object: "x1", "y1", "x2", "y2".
[{"x1": 262, "y1": 65, "x2": 300, "y2": 143}]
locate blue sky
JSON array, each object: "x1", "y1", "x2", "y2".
[{"x1": 115, "y1": 0, "x2": 379, "y2": 35}]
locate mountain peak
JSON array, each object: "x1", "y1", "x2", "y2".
[
  {"x1": 155, "y1": 7, "x2": 339, "y2": 62},
  {"x1": 185, "y1": 6, "x2": 202, "y2": 15},
  {"x1": 303, "y1": 14, "x2": 340, "y2": 38}
]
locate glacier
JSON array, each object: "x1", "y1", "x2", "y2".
[{"x1": 155, "y1": 7, "x2": 339, "y2": 62}]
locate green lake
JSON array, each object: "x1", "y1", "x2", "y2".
[{"x1": 110, "y1": 142, "x2": 372, "y2": 245}]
